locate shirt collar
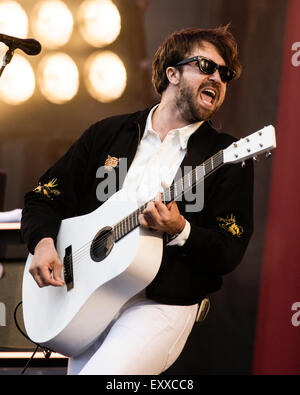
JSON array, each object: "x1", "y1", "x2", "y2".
[
  {"x1": 144, "y1": 104, "x2": 204, "y2": 149},
  {"x1": 176, "y1": 120, "x2": 204, "y2": 149}
]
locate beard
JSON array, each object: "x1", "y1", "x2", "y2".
[{"x1": 175, "y1": 77, "x2": 224, "y2": 124}]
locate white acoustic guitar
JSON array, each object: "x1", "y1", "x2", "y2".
[{"x1": 22, "y1": 125, "x2": 276, "y2": 357}]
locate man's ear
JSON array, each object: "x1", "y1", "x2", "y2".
[{"x1": 166, "y1": 66, "x2": 180, "y2": 86}]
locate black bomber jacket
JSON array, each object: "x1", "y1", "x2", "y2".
[{"x1": 21, "y1": 106, "x2": 254, "y2": 305}]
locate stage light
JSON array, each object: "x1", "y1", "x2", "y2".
[
  {"x1": 84, "y1": 51, "x2": 127, "y2": 103},
  {"x1": 38, "y1": 52, "x2": 79, "y2": 104},
  {"x1": 0, "y1": 54, "x2": 35, "y2": 105},
  {"x1": 31, "y1": 1, "x2": 73, "y2": 49},
  {"x1": 0, "y1": 1, "x2": 28, "y2": 57},
  {"x1": 78, "y1": 0, "x2": 121, "y2": 48},
  {"x1": 0, "y1": 1, "x2": 28, "y2": 37}
]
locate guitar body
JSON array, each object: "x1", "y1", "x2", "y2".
[{"x1": 22, "y1": 189, "x2": 163, "y2": 357}]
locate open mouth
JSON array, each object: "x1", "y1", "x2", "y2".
[{"x1": 199, "y1": 88, "x2": 217, "y2": 107}]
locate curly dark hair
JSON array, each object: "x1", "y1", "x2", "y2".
[{"x1": 152, "y1": 25, "x2": 242, "y2": 95}]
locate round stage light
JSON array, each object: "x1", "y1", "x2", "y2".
[
  {"x1": 31, "y1": 1, "x2": 73, "y2": 49},
  {"x1": 0, "y1": 1, "x2": 28, "y2": 37},
  {"x1": 0, "y1": 54, "x2": 35, "y2": 105},
  {"x1": 85, "y1": 51, "x2": 127, "y2": 103},
  {"x1": 38, "y1": 53, "x2": 79, "y2": 104},
  {"x1": 0, "y1": 1, "x2": 28, "y2": 57},
  {"x1": 78, "y1": 0, "x2": 121, "y2": 48}
]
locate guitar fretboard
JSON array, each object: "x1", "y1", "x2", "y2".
[{"x1": 113, "y1": 150, "x2": 224, "y2": 242}]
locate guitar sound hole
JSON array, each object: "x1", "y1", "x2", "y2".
[{"x1": 90, "y1": 226, "x2": 114, "y2": 262}]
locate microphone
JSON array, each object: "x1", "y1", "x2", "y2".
[{"x1": 0, "y1": 33, "x2": 41, "y2": 56}]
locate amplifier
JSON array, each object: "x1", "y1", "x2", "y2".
[{"x1": 0, "y1": 224, "x2": 34, "y2": 351}]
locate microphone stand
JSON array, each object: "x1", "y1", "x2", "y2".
[{"x1": 0, "y1": 47, "x2": 14, "y2": 78}]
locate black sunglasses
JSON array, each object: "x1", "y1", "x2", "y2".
[{"x1": 175, "y1": 56, "x2": 236, "y2": 83}]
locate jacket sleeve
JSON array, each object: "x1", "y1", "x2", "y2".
[
  {"x1": 21, "y1": 126, "x2": 95, "y2": 254},
  {"x1": 178, "y1": 158, "x2": 254, "y2": 276}
]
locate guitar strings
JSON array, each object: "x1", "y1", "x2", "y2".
[
  {"x1": 66, "y1": 150, "x2": 224, "y2": 268},
  {"x1": 66, "y1": 151, "x2": 224, "y2": 270},
  {"x1": 68, "y1": 131, "x2": 270, "y2": 267},
  {"x1": 64, "y1": 151, "x2": 224, "y2": 267}
]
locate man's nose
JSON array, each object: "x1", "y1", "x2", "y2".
[{"x1": 208, "y1": 69, "x2": 223, "y2": 84}]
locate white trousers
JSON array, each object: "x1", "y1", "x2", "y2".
[{"x1": 67, "y1": 292, "x2": 198, "y2": 375}]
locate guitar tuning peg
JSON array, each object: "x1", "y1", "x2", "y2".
[
  {"x1": 265, "y1": 151, "x2": 272, "y2": 158},
  {"x1": 241, "y1": 161, "x2": 246, "y2": 168},
  {"x1": 253, "y1": 156, "x2": 260, "y2": 162}
]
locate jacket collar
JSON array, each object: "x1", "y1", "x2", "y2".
[{"x1": 131, "y1": 105, "x2": 219, "y2": 166}]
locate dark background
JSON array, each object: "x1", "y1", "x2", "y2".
[{"x1": 0, "y1": 0, "x2": 287, "y2": 374}]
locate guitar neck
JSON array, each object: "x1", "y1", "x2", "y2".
[{"x1": 113, "y1": 150, "x2": 224, "y2": 242}]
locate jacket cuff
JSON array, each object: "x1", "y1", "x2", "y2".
[{"x1": 166, "y1": 220, "x2": 191, "y2": 247}]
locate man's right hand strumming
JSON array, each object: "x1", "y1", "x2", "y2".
[{"x1": 29, "y1": 237, "x2": 65, "y2": 288}]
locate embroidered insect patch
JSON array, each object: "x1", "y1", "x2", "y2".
[
  {"x1": 33, "y1": 178, "x2": 60, "y2": 199},
  {"x1": 104, "y1": 155, "x2": 119, "y2": 170},
  {"x1": 216, "y1": 214, "x2": 244, "y2": 237}
]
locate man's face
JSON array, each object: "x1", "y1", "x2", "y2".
[{"x1": 175, "y1": 41, "x2": 227, "y2": 123}]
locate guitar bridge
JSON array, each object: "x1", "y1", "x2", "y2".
[{"x1": 63, "y1": 245, "x2": 74, "y2": 291}]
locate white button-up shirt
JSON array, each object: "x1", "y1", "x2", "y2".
[{"x1": 122, "y1": 105, "x2": 203, "y2": 246}]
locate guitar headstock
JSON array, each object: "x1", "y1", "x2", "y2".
[{"x1": 223, "y1": 125, "x2": 276, "y2": 165}]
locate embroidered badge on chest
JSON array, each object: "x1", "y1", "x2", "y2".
[
  {"x1": 104, "y1": 155, "x2": 119, "y2": 170},
  {"x1": 217, "y1": 214, "x2": 244, "y2": 237}
]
